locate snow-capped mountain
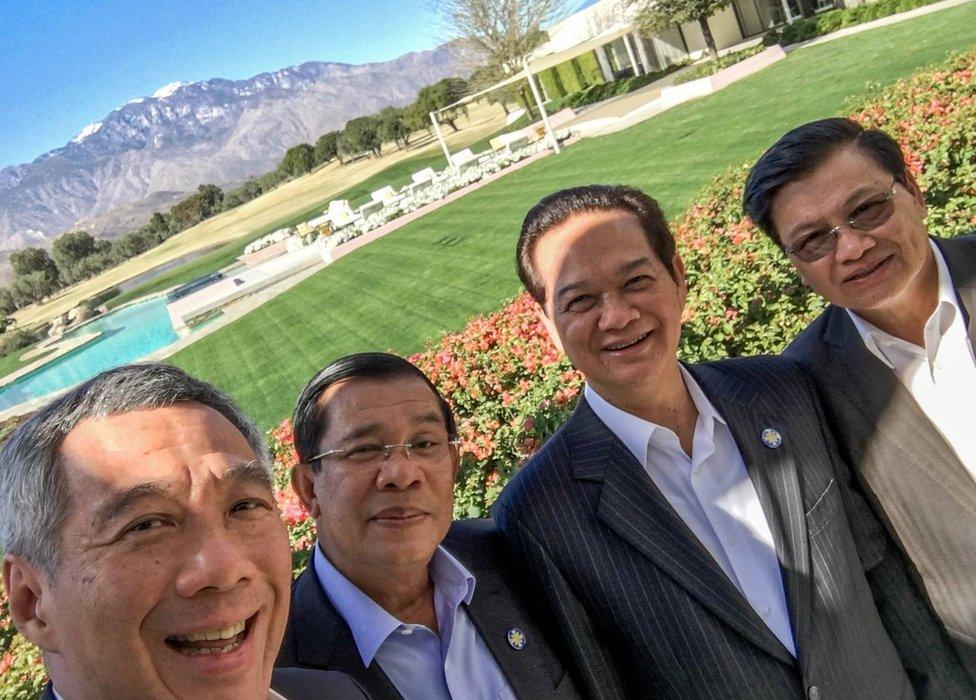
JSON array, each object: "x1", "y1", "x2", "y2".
[{"x1": 0, "y1": 43, "x2": 472, "y2": 250}]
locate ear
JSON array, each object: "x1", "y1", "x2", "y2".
[
  {"x1": 671, "y1": 253, "x2": 688, "y2": 304},
  {"x1": 291, "y1": 464, "x2": 321, "y2": 518},
  {"x1": 535, "y1": 303, "x2": 564, "y2": 354},
  {"x1": 3, "y1": 555, "x2": 60, "y2": 652},
  {"x1": 902, "y1": 171, "x2": 927, "y2": 215}
]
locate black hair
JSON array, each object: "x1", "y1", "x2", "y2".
[
  {"x1": 743, "y1": 117, "x2": 909, "y2": 245},
  {"x1": 516, "y1": 184, "x2": 675, "y2": 304},
  {"x1": 293, "y1": 352, "x2": 456, "y2": 469}
]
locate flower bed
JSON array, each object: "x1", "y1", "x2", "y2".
[{"x1": 2, "y1": 48, "x2": 975, "y2": 699}]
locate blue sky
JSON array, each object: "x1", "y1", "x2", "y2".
[{"x1": 0, "y1": 0, "x2": 449, "y2": 169}]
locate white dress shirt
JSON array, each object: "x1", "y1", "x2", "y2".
[
  {"x1": 584, "y1": 367, "x2": 797, "y2": 656},
  {"x1": 314, "y1": 542, "x2": 516, "y2": 700},
  {"x1": 848, "y1": 240, "x2": 976, "y2": 483}
]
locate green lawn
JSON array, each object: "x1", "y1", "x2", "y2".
[{"x1": 170, "y1": 3, "x2": 976, "y2": 429}]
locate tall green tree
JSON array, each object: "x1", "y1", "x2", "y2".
[
  {"x1": 52, "y1": 231, "x2": 97, "y2": 284},
  {"x1": 313, "y1": 131, "x2": 341, "y2": 165},
  {"x1": 169, "y1": 184, "x2": 224, "y2": 231},
  {"x1": 343, "y1": 116, "x2": 382, "y2": 157},
  {"x1": 9, "y1": 247, "x2": 61, "y2": 289},
  {"x1": 415, "y1": 78, "x2": 469, "y2": 132},
  {"x1": 376, "y1": 107, "x2": 411, "y2": 150},
  {"x1": 278, "y1": 143, "x2": 316, "y2": 178},
  {"x1": 637, "y1": 0, "x2": 727, "y2": 61}
]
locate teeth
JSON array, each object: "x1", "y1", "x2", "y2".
[
  {"x1": 606, "y1": 332, "x2": 648, "y2": 351},
  {"x1": 178, "y1": 640, "x2": 242, "y2": 656},
  {"x1": 171, "y1": 620, "x2": 245, "y2": 642}
]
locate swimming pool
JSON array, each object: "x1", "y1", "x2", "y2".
[{"x1": 0, "y1": 297, "x2": 184, "y2": 411}]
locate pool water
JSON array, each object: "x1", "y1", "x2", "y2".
[{"x1": 0, "y1": 297, "x2": 182, "y2": 411}]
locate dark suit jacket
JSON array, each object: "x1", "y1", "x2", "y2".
[
  {"x1": 786, "y1": 233, "x2": 976, "y2": 693},
  {"x1": 43, "y1": 672, "x2": 366, "y2": 700},
  {"x1": 494, "y1": 357, "x2": 912, "y2": 699},
  {"x1": 276, "y1": 518, "x2": 581, "y2": 699}
]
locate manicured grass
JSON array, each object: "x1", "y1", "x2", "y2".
[
  {"x1": 0, "y1": 340, "x2": 51, "y2": 379},
  {"x1": 170, "y1": 3, "x2": 976, "y2": 429}
]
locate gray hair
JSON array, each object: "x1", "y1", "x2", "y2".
[{"x1": 0, "y1": 363, "x2": 269, "y2": 577}]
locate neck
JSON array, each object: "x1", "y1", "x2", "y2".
[
  {"x1": 343, "y1": 559, "x2": 438, "y2": 632},
  {"x1": 855, "y1": 249, "x2": 939, "y2": 346},
  {"x1": 596, "y1": 362, "x2": 698, "y2": 457}
]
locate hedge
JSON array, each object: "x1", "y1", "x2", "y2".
[
  {"x1": 1, "y1": 47, "x2": 975, "y2": 699},
  {"x1": 771, "y1": 0, "x2": 946, "y2": 45}
]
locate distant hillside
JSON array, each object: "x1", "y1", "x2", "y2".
[{"x1": 0, "y1": 42, "x2": 474, "y2": 252}]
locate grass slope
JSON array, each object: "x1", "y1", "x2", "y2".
[{"x1": 170, "y1": 4, "x2": 976, "y2": 429}]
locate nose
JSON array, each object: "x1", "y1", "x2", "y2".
[
  {"x1": 597, "y1": 292, "x2": 639, "y2": 332},
  {"x1": 174, "y1": 522, "x2": 252, "y2": 598},
  {"x1": 375, "y1": 449, "x2": 424, "y2": 491},
  {"x1": 833, "y1": 225, "x2": 876, "y2": 264}
]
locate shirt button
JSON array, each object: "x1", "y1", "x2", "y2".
[
  {"x1": 400, "y1": 628, "x2": 413, "y2": 636},
  {"x1": 761, "y1": 606, "x2": 771, "y2": 616},
  {"x1": 808, "y1": 686, "x2": 820, "y2": 700}
]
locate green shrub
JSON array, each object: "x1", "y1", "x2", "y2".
[
  {"x1": 672, "y1": 45, "x2": 766, "y2": 85},
  {"x1": 779, "y1": 0, "x2": 942, "y2": 44},
  {"x1": 575, "y1": 51, "x2": 606, "y2": 86},
  {"x1": 0, "y1": 327, "x2": 45, "y2": 360},
  {"x1": 82, "y1": 286, "x2": 121, "y2": 312},
  {"x1": 545, "y1": 61, "x2": 689, "y2": 112}
]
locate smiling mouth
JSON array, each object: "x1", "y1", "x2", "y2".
[
  {"x1": 845, "y1": 255, "x2": 892, "y2": 283},
  {"x1": 604, "y1": 331, "x2": 650, "y2": 352},
  {"x1": 166, "y1": 615, "x2": 254, "y2": 657}
]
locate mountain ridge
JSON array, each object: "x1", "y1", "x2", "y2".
[{"x1": 0, "y1": 42, "x2": 474, "y2": 251}]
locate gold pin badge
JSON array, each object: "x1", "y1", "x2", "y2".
[
  {"x1": 507, "y1": 628, "x2": 527, "y2": 650},
  {"x1": 761, "y1": 427, "x2": 783, "y2": 449}
]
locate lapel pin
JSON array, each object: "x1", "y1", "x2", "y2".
[
  {"x1": 507, "y1": 627, "x2": 527, "y2": 650},
  {"x1": 761, "y1": 427, "x2": 783, "y2": 449}
]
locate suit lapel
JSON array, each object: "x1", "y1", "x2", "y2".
[
  {"x1": 570, "y1": 400, "x2": 794, "y2": 665},
  {"x1": 687, "y1": 365, "x2": 813, "y2": 664},
  {"x1": 290, "y1": 566, "x2": 402, "y2": 699},
  {"x1": 934, "y1": 234, "x2": 976, "y2": 347}
]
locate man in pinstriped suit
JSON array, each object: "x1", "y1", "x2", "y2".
[{"x1": 494, "y1": 185, "x2": 914, "y2": 698}]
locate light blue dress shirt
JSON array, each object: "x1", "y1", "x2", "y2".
[{"x1": 314, "y1": 543, "x2": 517, "y2": 700}]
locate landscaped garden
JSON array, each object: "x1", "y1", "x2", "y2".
[{"x1": 2, "y1": 6, "x2": 975, "y2": 695}]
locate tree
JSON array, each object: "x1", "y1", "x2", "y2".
[
  {"x1": 342, "y1": 116, "x2": 382, "y2": 158},
  {"x1": 313, "y1": 131, "x2": 341, "y2": 166},
  {"x1": 415, "y1": 78, "x2": 469, "y2": 132},
  {"x1": 52, "y1": 231, "x2": 97, "y2": 284},
  {"x1": 11, "y1": 270, "x2": 59, "y2": 305},
  {"x1": 278, "y1": 143, "x2": 316, "y2": 178},
  {"x1": 470, "y1": 63, "x2": 524, "y2": 115},
  {"x1": 169, "y1": 184, "x2": 224, "y2": 231},
  {"x1": 0, "y1": 287, "x2": 17, "y2": 314},
  {"x1": 435, "y1": 0, "x2": 566, "y2": 74},
  {"x1": 637, "y1": 0, "x2": 726, "y2": 62},
  {"x1": 9, "y1": 247, "x2": 60, "y2": 283},
  {"x1": 403, "y1": 102, "x2": 433, "y2": 136},
  {"x1": 376, "y1": 108, "x2": 411, "y2": 150}
]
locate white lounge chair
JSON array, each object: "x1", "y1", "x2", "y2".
[
  {"x1": 370, "y1": 186, "x2": 401, "y2": 206},
  {"x1": 326, "y1": 200, "x2": 362, "y2": 229}
]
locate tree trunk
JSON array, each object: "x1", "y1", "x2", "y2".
[
  {"x1": 499, "y1": 101, "x2": 510, "y2": 115},
  {"x1": 698, "y1": 17, "x2": 720, "y2": 62}
]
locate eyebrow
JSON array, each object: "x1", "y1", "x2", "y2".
[
  {"x1": 555, "y1": 257, "x2": 653, "y2": 301},
  {"x1": 333, "y1": 412, "x2": 446, "y2": 443},
  {"x1": 786, "y1": 185, "x2": 886, "y2": 239}
]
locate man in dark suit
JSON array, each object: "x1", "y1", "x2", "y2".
[
  {"x1": 744, "y1": 117, "x2": 976, "y2": 688},
  {"x1": 0, "y1": 363, "x2": 361, "y2": 700},
  {"x1": 278, "y1": 352, "x2": 580, "y2": 699},
  {"x1": 495, "y1": 184, "x2": 913, "y2": 698}
]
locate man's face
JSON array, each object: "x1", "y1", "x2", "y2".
[
  {"x1": 532, "y1": 209, "x2": 687, "y2": 402},
  {"x1": 770, "y1": 145, "x2": 932, "y2": 318},
  {"x1": 21, "y1": 403, "x2": 292, "y2": 700},
  {"x1": 294, "y1": 375, "x2": 457, "y2": 584}
]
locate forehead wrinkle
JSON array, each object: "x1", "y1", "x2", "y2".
[{"x1": 214, "y1": 459, "x2": 272, "y2": 490}]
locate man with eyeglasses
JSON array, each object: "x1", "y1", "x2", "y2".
[
  {"x1": 744, "y1": 117, "x2": 976, "y2": 688},
  {"x1": 276, "y1": 352, "x2": 581, "y2": 699}
]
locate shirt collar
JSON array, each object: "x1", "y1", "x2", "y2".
[
  {"x1": 584, "y1": 365, "x2": 726, "y2": 466},
  {"x1": 313, "y1": 541, "x2": 476, "y2": 667},
  {"x1": 847, "y1": 239, "x2": 960, "y2": 369}
]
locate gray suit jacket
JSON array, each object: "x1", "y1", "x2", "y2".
[
  {"x1": 494, "y1": 357, "x2": 912, "y2": 699},
  {"x1": 785, "y1": 233, "x2": 976, "y2": 694},
  {"x1": 275, "y1": 518, "x2": 582, "y2": 699}
]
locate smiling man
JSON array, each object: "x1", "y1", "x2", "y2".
[
  {"x1": 745, "y1": 117, "x2": 976, "y2": 687},
  {"x1": 0, "y1": 363, "x2": 361, "y2": 700},
  {"x1": 494, "y1": 184, "x2": 913, "y2": 698},
  {"x1": 278, "y1": 352, "x2": 580, "y2": 699}
]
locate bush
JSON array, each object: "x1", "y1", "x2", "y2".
[
  {"x1": 775, "y1": 0, "x2": 942, "y2": 45},
  {"x1": 82, "y1": 286, "x2": 121, "y2": 313},
  {"x1": 0, "y1": 327, "x2": 45, "y2": 360},
  {"x1": 672, "y1": 45, "x2": 766, "y2": 85},
  {"x1": 546, "y1": 61, "x2": 689, "y2": 112}
]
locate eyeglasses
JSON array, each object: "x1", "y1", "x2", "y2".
[
  {"x1": 310, "y1": 438, "x2": 461, "y2": 466},
  {"x1": 785, "y1": 180, "x2": 898, "y2": 262}
]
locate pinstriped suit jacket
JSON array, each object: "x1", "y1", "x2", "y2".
[
  {"x1": 786, "y1": 233, "x2": 976, "y2": 695},
  {"x1": 494, "y1": 356, "x2": 912, "y2": 699}
]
